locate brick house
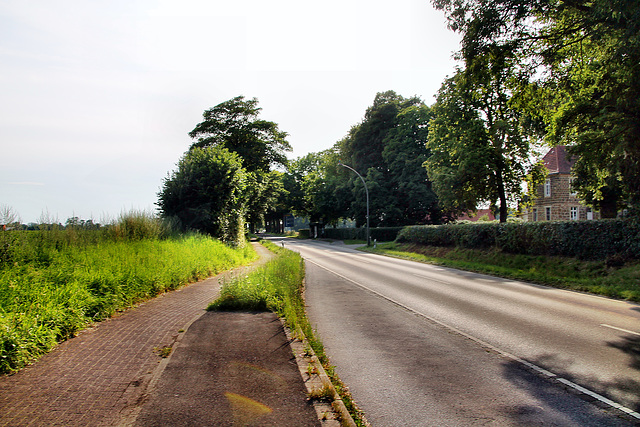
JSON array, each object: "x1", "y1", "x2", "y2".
[{"x1": 527, "y1": 146, "x2": 599, "y2": 221}]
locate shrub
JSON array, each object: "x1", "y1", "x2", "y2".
[
  {"x1": 396, "y1": 219, "x2": 640, "y2": 261},
  {"x1": 298, "y1": 229, "x2": 311, "y2": 239}
]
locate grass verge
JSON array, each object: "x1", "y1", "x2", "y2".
[
  {"x1": 208, "y1": 240, "x2": 368, "y2": 426},
  {"x1": 0, "y1": 228, "x2": 257, "y2": 374},
  {"x1": 360, "y1": 242, "x2": 640, "y2": 302}
]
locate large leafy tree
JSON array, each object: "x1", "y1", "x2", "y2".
[
  {"x1": 425, "y1": 63, "x2": 534, "y2": 222},
  {"x1": 340, "y1": 91, "x2": 442, "y2": 226},
  {"x1": 382, "y1": 105, "x2": 443, "y2": 224},
  {"x1": 157, "y1": 146, "x2": 248, "y2": 245},
  {"x1": 189, "y1": 96, "x2": 291, "y2": 172},
  {"x1": 343, "y1": 91, "x2": 421, "y2": 173},
  {"x1": 432, "y1": 0, "x2": 640, "y2": 215}
]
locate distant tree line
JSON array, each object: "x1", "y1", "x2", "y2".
[
  {"x1": 284, "y1": 0, "x2": 640, "y2": 225},
  {"x1": 157, "y1": 0, "x2": 640, "y2": 240}
]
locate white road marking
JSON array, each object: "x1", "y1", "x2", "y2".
[
  {"x1": 600, "y1": 324, "x2": 640, "y2": 337},
  {"x1": 305, "y1": 257, "x2": 640, "y2": 421}
]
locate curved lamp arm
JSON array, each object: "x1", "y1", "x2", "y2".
[{"x1": 339, "y1": 161, "x2": 370, "y2": 246}]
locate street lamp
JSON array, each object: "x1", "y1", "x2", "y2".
[{"x1": 339, "y1": 161, "x2": 370, "y2": 246}]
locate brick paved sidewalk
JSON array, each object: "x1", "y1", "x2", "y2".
[{"x1": 0, "y1": 243, "x2": 276, "y2": 426}]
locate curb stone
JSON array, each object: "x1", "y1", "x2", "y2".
[{"x1": 282, "y1": 321, "x2": 366, "y2": 427}]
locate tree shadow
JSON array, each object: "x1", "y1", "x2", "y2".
[
  {"x1": 607, "y1": 335, "x2": 640, "y2": 371},
  {"x1": 501, "y1": 352, "x2": 639, "y2": 426}
]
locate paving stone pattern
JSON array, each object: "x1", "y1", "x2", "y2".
[{"x1": 0, "y1": 243, "x2": 273, "y2": 426}]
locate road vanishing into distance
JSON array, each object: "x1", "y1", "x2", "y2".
[{"x1": 269, "y1": 237, "x2": 640, "y2": 426}]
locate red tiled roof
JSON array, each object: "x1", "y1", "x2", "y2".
[
  {"x1": 457, "y1": 209, "x2": 496, "y2": 222},
  {"x1": 542, "y1": 145, "x2": 575, "y2": 174}
]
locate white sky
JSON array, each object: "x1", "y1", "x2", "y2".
[{"x1": 0, "y1": 0, "x2": 460, "y2": 224}]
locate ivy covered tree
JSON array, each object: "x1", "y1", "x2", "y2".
[
  {"x1": 244, "y1": 170, "x2": 287, "y2": 233},
  {"x1": 157, "y1": 146, "x2": 248, "y2": 245}
]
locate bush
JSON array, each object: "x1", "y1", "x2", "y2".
[
  {"x1": 396, "y1": 219, "x2": 640, "y2": 261},
  {"x1": 298, "y1": 229, "x2": 311, "y2": 239}
]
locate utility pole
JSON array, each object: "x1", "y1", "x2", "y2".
[{"x1": 339, "y1": 161, "x2": 370, "y2": 246}]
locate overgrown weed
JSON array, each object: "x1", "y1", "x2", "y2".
[
  {"x1": 0, "y1": 213, "x2": 256, "y2": 374},
  {"x1": 208, "y1": 240, "x2": 368, "y2": 426}
]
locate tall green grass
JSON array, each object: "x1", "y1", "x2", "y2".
[
  {"x1": 0, "y1": 212, "x2": 256, "y2": 374},
  {"x1": 208, "y1": 241, "x2": 368, "y2": 426},
  {"x1": 209, "y1": 241, "x2": 306, "y2": 332}
]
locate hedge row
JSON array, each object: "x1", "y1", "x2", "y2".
[
  {"x1": 299, "y1": 227, "x2": 404, "y2": 242},
  {"x1": 396, "y1": 219, "x2": 640, "y2": 261}
]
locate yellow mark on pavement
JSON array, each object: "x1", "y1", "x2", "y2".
[{"x1": 225, "y1": 392, "x2": 272, "y2": 426}]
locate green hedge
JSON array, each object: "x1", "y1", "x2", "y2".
[
  {"x1": 396, "y1": 220, "x2": 640, "y2": 261},
  {"x1": 322, "y1": 227, "x2": 404, "y2": 242},
  {"x1": 298, "y1": 229, "x2": 311, "y2": 239}
]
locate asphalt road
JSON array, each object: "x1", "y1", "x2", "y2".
[{"x1": 272, "y1": 237, "x2": 640, "y2": 426}]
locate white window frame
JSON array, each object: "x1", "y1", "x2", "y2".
[
  {"x1": 570, "y1": 206, "x2": 578, "y2": 220},
  {"x1": 544, "y1": 179, "x2": 551, "y2": 197}
]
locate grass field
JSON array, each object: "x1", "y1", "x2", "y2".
[
  {"x1": 361, "y1": 242, "x2": 640, "y2": 302},
  {"x1": 0, "y1": 217, "x2": 257, "y2": 374}
]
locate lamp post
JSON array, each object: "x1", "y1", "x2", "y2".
[{"x1": 339, "y1": 161, "x2": 370, "y2": 246}]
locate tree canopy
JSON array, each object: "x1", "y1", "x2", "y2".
[
  {"x1": 432, "y1": 0, "x2": 640, "y2": 215},
  {"x1": 189, "y1": 96, "x2": 291, "y2": 172},
  {"x1": 283, "y1": 91, "x2": 444, "y2": 227}
]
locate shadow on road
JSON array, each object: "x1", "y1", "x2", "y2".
[{"x1": 501, "y1": 354, "x2": 639, "y2": 426}]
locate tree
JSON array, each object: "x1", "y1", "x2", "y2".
[
  {"x1": 157, "y1": 146, "x2": 248, "y2": 245},
  {"x1": 432, "y1": 0, "x2": 640, "y2": 215},
  {"x1": 343, "y1": 91, "x2": 421, "y2": 173},
  {"x1": 282, "y1": 149, "x2": 349, "y2": 227},
  {"x1": 244, "y1": 170, "x2": 287, "y2": 233},
  {"x1": 339, "y1": 91, "x2": 442, "y2": 226},
  {"x1": 382, "y1": 105, "x2": 443, "y2": 224},
  {"x1": 424, "y1": 65, "x2": 534, "y2": 222},
  {"x1": 0, "y1": 205, "x2": 21, "y2": 228},
  {"x1": 189, "y1": 96, "x2": 291, "y2": 172}
]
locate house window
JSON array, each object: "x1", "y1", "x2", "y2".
[
  {"x1": 532, "y1": 208, "x2": 538, "y2": 222},
  {"x1": 569, "y1": 177, "x2": 577, "y2": 196},
  {"x1": 545, "y1": 207, "x2": 551, "y2": 221},
  {"x1": 587, "y1": 208, "x2": 593, "y2": 220},
  {"x1": 570, "y1": 206, "x2": 578, "y2": 220},
  {"x1": 544, "y1": 179, "x2": 551, "y2": 197}
]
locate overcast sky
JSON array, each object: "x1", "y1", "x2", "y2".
[{"x1": 1, "y1": 0, "x2": 460, "y2": 224}]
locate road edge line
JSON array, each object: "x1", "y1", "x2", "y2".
[{"x1": 306, "y1": 258, "x2": 640, "y2": 422}]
